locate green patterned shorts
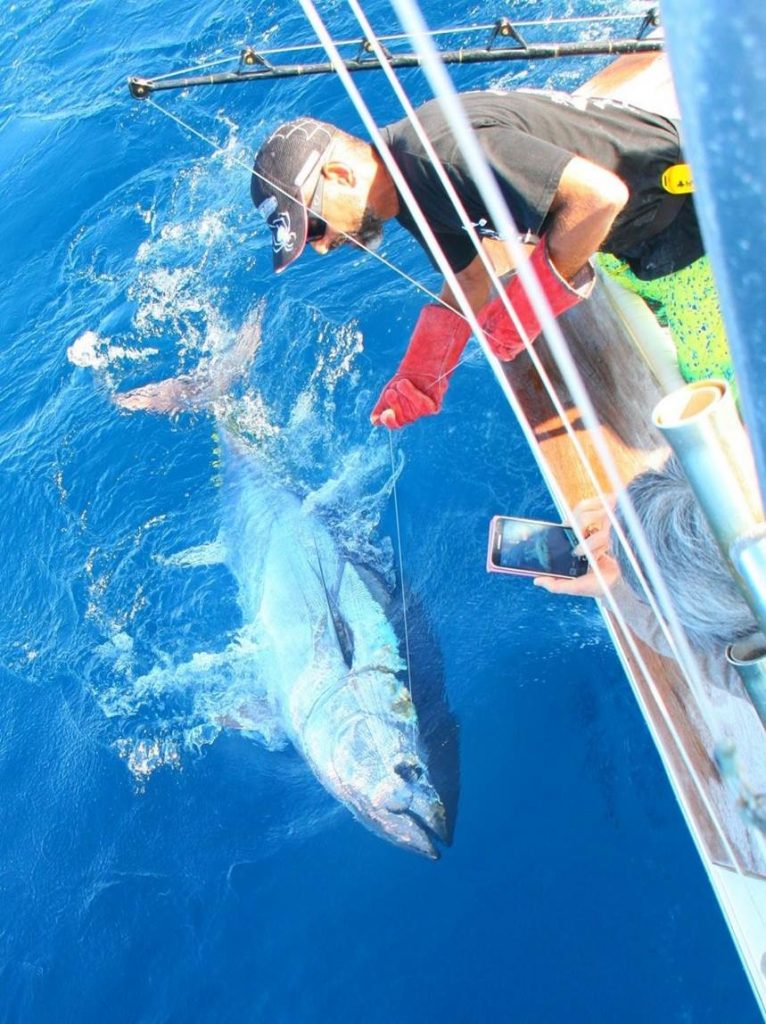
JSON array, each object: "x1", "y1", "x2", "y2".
[{"x1": 595, "y1": 252, "x2": 735, "y2": 387}]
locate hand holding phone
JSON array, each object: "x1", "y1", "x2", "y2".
[
  {"x1": 531, "y1": 497, "x2": 620, "y2": 596},
  {"x1": 487, "y1": 515, "x2": 589, "y2": 580}
]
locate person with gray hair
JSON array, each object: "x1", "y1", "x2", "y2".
[
  {"x1": 535, "y1": 455, "x2": 759, "y2": 654},
  {"x1": 536, "y1": 457, "x2": 766, "y2": 820}
]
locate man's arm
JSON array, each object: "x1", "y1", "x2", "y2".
[
  {"x1": 463, "y1": 154, "x2": 629, "y2": 362},
  {"x1": 371, "y1": 155, "x2": 629, "y2": 428},
  {"x1": 440, "y1": 244, "x2": 496, "y2": 313},
  {"x1": 545, "y1": 155, "x2": 629, "y2": 279},
  {"x1": 441, "y1": 154, "x2": 630, "y2": 312}
]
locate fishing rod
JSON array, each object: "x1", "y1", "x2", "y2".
[{"x1": 128, "y1": 10, "x2": 661, "y2": 98}]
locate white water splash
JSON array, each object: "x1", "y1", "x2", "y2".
[{"x1": 67, "y1": 331, "x2": 159, "y2": 370}]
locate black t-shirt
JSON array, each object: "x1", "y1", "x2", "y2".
[{"x1": 380, "y1": 89, "x2": 703, "y2": 280}]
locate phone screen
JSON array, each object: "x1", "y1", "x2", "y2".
[{"x1": 488, "y1": 517, "x2": 589, "y2": 578}]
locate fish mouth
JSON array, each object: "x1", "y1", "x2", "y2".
[
  {"x1": 393, "y1": 806, "x2": 447, "y2": 860},
  {"x1": 370, "y1": 793, "x2": 448, "y2": 860}
]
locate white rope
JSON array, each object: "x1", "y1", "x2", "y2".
[
  {"x1": 296, "y1": 0, "x2": 546, "y2": 475},
  {"x1": 304, "y1": 0, "x2": 685, "y2": 697},
  {"x1": 384, "y1": 3, "x2": 702, "y2": 687}
]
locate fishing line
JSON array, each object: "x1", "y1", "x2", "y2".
[
  {"x1": 145, "y1": 44, "x2": 696, "y2": 720},
  {"x1": 387, "y1": 430, "x2": 414, "y2": 694},
  {"x1": 132, "y1": 23, "x2": 753, "y2": 873}
]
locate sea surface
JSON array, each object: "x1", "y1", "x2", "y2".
[{"x1": 0, "y1": 0, "x2": 760, "y2": 1021}]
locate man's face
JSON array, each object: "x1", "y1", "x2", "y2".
[{"x1": 305, "y1": 164, "x2": 383, "y2": 255}]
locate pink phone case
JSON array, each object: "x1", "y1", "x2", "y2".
[{"x1": 486, "y1": 515, "x2": 585, "y2": 579}]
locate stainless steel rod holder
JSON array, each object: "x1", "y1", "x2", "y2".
[
  {"x1": 726, "y1": 632, "x2": 766, "y2": 729},
  {"x1": 653, "y1": 379, "x2": 764, "y2": 558},
  {"x1": 731, "y1": 525, "x2": 766, "y2": 634}
]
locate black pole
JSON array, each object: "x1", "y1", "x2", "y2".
[{"x1": 129, "y1": 37, "x2": 662, "y2": 98}]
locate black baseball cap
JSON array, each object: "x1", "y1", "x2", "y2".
[{"x1": 250, "y1": 118, "x2": 337, "y2": 274}]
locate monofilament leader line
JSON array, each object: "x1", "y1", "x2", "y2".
[
  {"x1": 140, "y1": 67, "x2": 740, "y2": 872},
  {"x1": 387, "y1": 431, "x2": 414, "y2": 696}
]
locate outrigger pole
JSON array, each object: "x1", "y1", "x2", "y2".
[{"x1": 128, "y1": 12, "x2": 662, "y2": 98}]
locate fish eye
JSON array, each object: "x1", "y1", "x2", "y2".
[{"x1": 394, "y1": 760, "x2": 423, "y2": 783}]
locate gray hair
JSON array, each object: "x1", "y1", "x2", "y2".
[{"x1": 612, "y1": 455, "x2": 759, "y2": 651}]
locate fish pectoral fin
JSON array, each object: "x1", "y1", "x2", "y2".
[
  {"x1": 102, "y1": 636, "x2": 282, "y2": 757},
  {"x1": 114, "y1": 309, "x2": 263, "y2": 416},
  {"x1": 157, "y1": 538, "x2": 227, "y2": 569}
]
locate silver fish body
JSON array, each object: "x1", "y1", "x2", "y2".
[
  {"x1": 114, "y1": 319, "x2": 447, "y2": 857},
  {"x1": 219, "y1": 431, "x2": 447, "y2": 857}
]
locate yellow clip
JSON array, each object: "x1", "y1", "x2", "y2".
[{"x1": 661, "y1": 163, "x2": 694, "y2": 195}]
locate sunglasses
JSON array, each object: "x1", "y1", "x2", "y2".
[{"x1": 306, "y1": 172, "x2": 327, "y2": 244}]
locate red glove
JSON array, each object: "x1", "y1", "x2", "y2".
[
  {"x1": 370, "y1": 304, "x2": 471, "y2": 429},
  {"x1": 478, "y1": 236, "x2": 595, "y2": 362}
]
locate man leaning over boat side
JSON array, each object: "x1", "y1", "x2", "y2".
[{"x1": 249, "y1": 91, "x2": 734, "y2": 428}]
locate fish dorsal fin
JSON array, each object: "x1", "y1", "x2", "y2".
[{"x1": 113, "y1": 310, "x2": 262, "y2": 416}]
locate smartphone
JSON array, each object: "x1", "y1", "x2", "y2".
[{"x1": 487, "y1": 515, "x2": 590, "y2": 579}]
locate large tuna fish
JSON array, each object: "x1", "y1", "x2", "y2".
[{"x1": 114, "y1": 322, "x2": 448, "y2": 858}]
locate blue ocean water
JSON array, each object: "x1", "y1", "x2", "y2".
[{"x1": 0, "y1": 0, "x2": 760, "y2": 1021}]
